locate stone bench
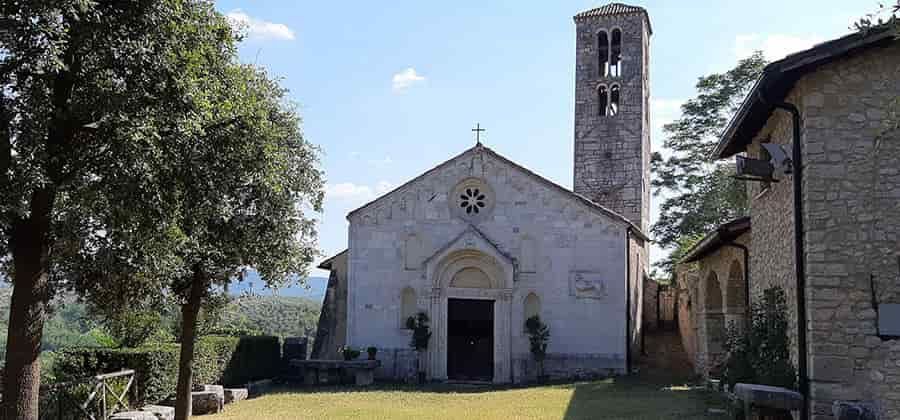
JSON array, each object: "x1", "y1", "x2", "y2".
[
  {"x1": 290, "y1": 359, "x2": 381, "y2": 386},
  {"x1": 225, "y1": 388, "x2": 249, "y2": 404},
  {"x1": 733, "y1": 383, "x2": 804, "y2": 419}
]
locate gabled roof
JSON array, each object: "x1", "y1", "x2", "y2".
[
  {"x1": 345, "y1": 144, "x2": 649, "y2": 241},
  {"x1": 680, "y1": 217, "x2": 750, "y2": 264},
  {"x1": 318, "y1": 249, "x2": 347, "y2": 271},
  {"x1": 713, "y1": 26, "x2": 898, "y2": 159},
  {"x1": 574, "y1": 3, "x2": 652, "y2": 34}
]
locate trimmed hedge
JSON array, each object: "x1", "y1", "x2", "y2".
[{"x1": 53, "y1": 335, "x2": 281, "y2": 406}]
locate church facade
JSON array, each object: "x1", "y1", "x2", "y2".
[{"x1": 314, "y1": 3, "x2": 652, "y2": 384}]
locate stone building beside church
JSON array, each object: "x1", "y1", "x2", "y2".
[
  {"x1": 678, "y1": 26, "x2": 900, "y2": 420},
  {"x1": 313, "y1": 3, "x2": 652, "y2": 383}
]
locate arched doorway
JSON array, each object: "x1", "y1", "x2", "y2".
[
  {"x1": 724, "y1": 260, "x2": 746, "y2": 331},
  {"x1": 425, "y1": 243, "x2": 514, "y2": 383},
  {"x1": 704, "y1": 271, "x2": 726, "y2": 374}
]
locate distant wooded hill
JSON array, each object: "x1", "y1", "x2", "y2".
[
  {"x1": 0, "y1": 287, "x2": 322, "y2": 360},
  {"x1": 226, "y1": 273, "x2": 329, "y2": 302}
]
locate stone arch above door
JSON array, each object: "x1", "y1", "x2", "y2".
[{"x1": 424, "y1": 225, "x2": 515, "y2": 290}]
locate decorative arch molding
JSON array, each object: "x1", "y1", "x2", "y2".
[
  {"x1": 423, "y1": 225, "x2": 516, "y2": 290},
  {"x1": 422, "y1": 225, "x2": 514, "y2": 383}
]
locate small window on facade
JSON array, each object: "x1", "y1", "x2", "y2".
[
  {"x1": 609, "y1": 85, "x2": 620, "y2": 116},
  {"x1": 610, "y1": 29, "x2": 622, "y2": 77},
  {"x1": 598, "y1": 85, "x2": 608, "y2": 117},
  {"x1": 401, "y1": 287, "x2": 417, "y2": 328},
  {"x1": 598, "y1": 31, "x2": 609, "y2": 77}
]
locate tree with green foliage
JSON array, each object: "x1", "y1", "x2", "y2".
[
  {"x1": 854, "y1": 1, "x2": 899, "y2": 31},
  {"x1": 153, "y1": 62, "x2": 322, "y2": 420},
  {"x1": 650, "y1": 52, "x2": 767, "y2": 275},
  {"x1": 0, "y1": 2, "x2": 246, "y2": 417}
]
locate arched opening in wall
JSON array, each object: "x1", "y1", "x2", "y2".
[
  {"x1": 524, "y1": 292, "x2": 541, "y2": 321},
  {"x1": 598, "y1": 31, "x2": 609, "y2": 77},
  {"x1": 704, "y1": 272, "x2": 726, "y2": 374},
  {"x1": 725, "y1": 260, "x2": 747, "y2": 328},
  {"x1": 401, "y1": 287, "x2": 417, "y2": 328},
  {"x1": 610, "y1": 29, "x2": 622, "y2": 77},
  {"x1": 597, "y1": 85, "x2": 608, "y2": 117},
  {"x1": 609, "y1": 84, "x2": 620, "y2": 116}
]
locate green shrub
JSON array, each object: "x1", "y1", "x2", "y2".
[
  {"x1": 53, "y1": 344, "x2": 180, "y2": 406},
  {"x1": 53, "y1": 335, "x2": 281, "y2": 405},
  {"x1": 723, "y1": 286, "x2": 797, "y2": 390}
]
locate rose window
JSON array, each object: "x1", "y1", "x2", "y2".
[{"x1": 459, "y1": 188, "x2": 487, "y2": 214}]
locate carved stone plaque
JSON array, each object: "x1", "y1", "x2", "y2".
[{"x1": 569, "y1": 271, "x2": 609, "y2": 300}]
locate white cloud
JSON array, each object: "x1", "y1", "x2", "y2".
[
  {"x1": 392, "y1": 67, "x2": 426, "y2": 92},
  {"x1": 734, "y1": 34, "x2": 824, "y2": 61},
  {"x1": 227, "y1": 9, "x2": 296, "y2": 41},
  {"x1": 326, "y1": 181, "x2": 395, "y2": 203}
]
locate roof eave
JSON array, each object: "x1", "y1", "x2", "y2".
[
  {"x1": 713, "y1": 28, "x2": 897, "y2": 160},
  {"x1": 317, "y1": 249, "x2": 347, "y2": 270},
  {"x1": 680, "y1": 217, "x2": 751, "y2": 263}
]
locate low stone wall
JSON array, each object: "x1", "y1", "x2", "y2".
[
  {"x1": 370, "y1": 348, "x2": 418, "y2": 382},
  {"x1": 513, "y1": 353, "x2": 625, "y2": 383}
]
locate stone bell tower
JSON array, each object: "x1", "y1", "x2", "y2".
[{"x1": 573, "y1": 3, "x2": 651, "y2": 232}]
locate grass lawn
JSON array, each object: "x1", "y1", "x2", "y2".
[{"x1": 206, "y1": 375, "x2": 728, "y2": 420}]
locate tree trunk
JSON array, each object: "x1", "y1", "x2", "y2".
[
  {"x1": 1, "y1": 188, "x2": 56, "y2": 420},
  {"x1": 174, "y1": 267, "x2": 207, "y2": 420}
]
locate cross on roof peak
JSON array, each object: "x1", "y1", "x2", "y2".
[{"x1": 472, "y1": 123, "x2": 486, "y2": 145}]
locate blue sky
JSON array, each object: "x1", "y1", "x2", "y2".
[{"x1": 215, "y1": 0, "x2": 876, "y2": 277}]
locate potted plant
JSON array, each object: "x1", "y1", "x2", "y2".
[
  {"x1": 525, "y1": 315, "x2": 550, "y2": 383},
  {"x1": 367, "y1": 346, "x2": 378, "y2": 360},
  {"x1": 339, "y1": 345, "x2": 360, "y2": 361},
  {"x1": 406, "y1": 311, "x2": 432, "y2": 384}
]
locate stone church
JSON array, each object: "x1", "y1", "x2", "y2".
[{"x1": 313, "y1": 3, "x2": 651, "y2": 384}]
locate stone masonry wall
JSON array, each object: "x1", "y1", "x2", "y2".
[
  {"x1": 311, "y1": 252, "x2": 348, "y2": 360},
  {"x1": 795, "y1": 42, "x2": 900, "y2": 420},
  {"x1": 746, "y1": 41, "x2": 900, "y2": 419},
  {"x1": 747, "y1": 107, "x2": 801, "y2": 373},
  {"x1": 643, "y1": 275, "x2": 660, "y2": 332},
  {"x1": 573, "y1": 11, "x2": 651, "y2": 232},
  {"x1": 675, "y1": 263, "x2": 701, "y2": 375}
]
